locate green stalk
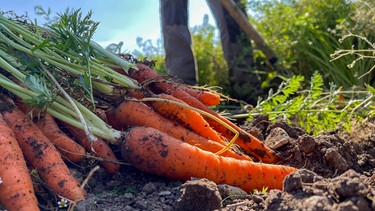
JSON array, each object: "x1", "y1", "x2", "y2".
[
  {"x1": 0, "y1": 51, "x2": 25, "y2": 81},
  {"x1": 0, "y1": 13, "x2": 137, "y2": 144},
  {"x1": 90, "y1": 40, "x2": 137, "y2": 73},
  {"x1": 0, "y1": 16, "x2": 139, "y2": 89},
  {"x1": 0, "y1": 61, "x2": 122, "y2": 144},
  {"x1": 0, "y1": 24, "x2": 138, "y2": 89}
]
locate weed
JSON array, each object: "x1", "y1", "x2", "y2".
[{"x1": 231, "y1": 71, "x2": 374, "y2": 135}]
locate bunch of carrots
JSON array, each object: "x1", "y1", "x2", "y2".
[{"x1": 0, "y1": 11, "x2": 298, "y2": 210}]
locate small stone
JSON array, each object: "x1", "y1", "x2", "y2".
[
  {"x1": 283, "y1": 172, "x2": 303, "y2": 193},
  {"x1": 141, "y1": 182, "x2": 157, "y2": 195},
  {"x1": 324, "y1": 148, "x2": 348, "y2": 172},
  {"x1": 158, "y1": 191, "x2": 172, "y2": 196},
  {"x1": 265, "y1": 127, "x2": 290, "y2": 149},
  {"x1": 177, "y1": 178, "x2": 222, "y2": 211},
  {"x1": 217, "y1": 184, "x2": 247, "y2": 198},
  {"x1": 252, "y1": 194, "x2": 264, "y2": 204},
  {"x1": 298, "y1": 135, "x2": 316, "y2": 154}
]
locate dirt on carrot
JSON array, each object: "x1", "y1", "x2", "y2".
[
  {"x1": 14, "y1": 100, "x2": 87, "y2": 163},
  {"x1": 0, "y1": 96, "x2": 86, "y2": 202},
  {"x1": 128, "y1": 64, "x2": 278, "y2": 163},
  {"x1": 143, "y1": 93, "x2": 227, "y2": 145},
  {"x1": 108, "y1": 99, "x2": 252, "y2": 161},
  {"x1": 178, "y1": 85, "x2": 221, "y2": 106},
  {"x1": 45, "y1": 115, "x2": 375, "y2": 211},
  {"x1": 0, "y1": 114, "x2": 39, "y2": 211},
  {"x1": 61, "y1": 121, "x2": 121, "y2": 174},
  {"x1": 120, "y1": 126, "x2": 298, "y2": 192},
  {"x1": 35, "y1": 114, "x2": 87, "y2": 163}
]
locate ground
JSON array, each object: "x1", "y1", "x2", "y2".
[
  {"x1": 74, "y1": 116, "x2": 375, "y2": 211},
  {"x1": 2, "y1": 116, "x2": 375, "y2": 211}
]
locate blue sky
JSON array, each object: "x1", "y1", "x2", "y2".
[{"x1": 1, "y1": 1, "x2": 214, "y2": 52}]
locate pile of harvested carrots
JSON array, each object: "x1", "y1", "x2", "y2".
[
  {"x1": 0, "y1": 62, "x2": 297, "y2": 210},
  {"x1": 0, "y1": 12, "x2": 298, "y2": 211}
]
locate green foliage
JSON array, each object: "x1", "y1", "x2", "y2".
[
  {"x1": 330, "y1": 33, "x2": 375, "y2": 87},
  {"x1": 247, "y1": 0, "x2": 375, "y2": 89},
  {"x1": 132, "y1": 15, "x2": 229, "y2": 90},
  {"x1": 48, "y1": 9, "x2": 100, "y2": 105},
  {"x1": 23, "y1": 74, "x2": 53, "y2": 108},
  {"x1": 248, "y1": 71, "x2": 374, "y2": 135},
  {"x1": 252, "y1": 186, "x2": 268, "y2": 194},
  {"x1": 191, "y1": 16, "x2": 228, "y2": 87}
]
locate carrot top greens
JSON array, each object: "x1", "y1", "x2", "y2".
[{"x1": 0, "y1": 10, "x2": 139, "y2": 144}]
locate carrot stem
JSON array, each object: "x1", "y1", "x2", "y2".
[{"x1": 0, "y1": 74, "x2": 122, "y2": 144}]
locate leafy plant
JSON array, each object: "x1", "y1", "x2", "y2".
[
  {"x1": 246, "y1": 0, "x2": 375, "y2": 89},
  {"x1": 191, "y1": 15, "x2": 228, "y2": 87},
  {"x1": 330, "y1": 33, "x2": 375, "y2": 85},
  {"x1": 252, "y1": 186, "x2": 268, "y2": 194},
  {"x1": 235, "y1": 71, "x2": 375, "y2": 135}
]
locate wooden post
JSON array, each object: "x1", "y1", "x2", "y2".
[{"x1": 220, "y1": 0, "x2": 277, "y2": 64}]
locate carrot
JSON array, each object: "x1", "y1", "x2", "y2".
[
  {"x1": 126, "y1": 89, "x2": 226, "y2": 144},
  {"x1": 108, "y1": 100, "x2": 252, "y2": 161},
  {"x1": 120, "y1": 126, "x2": 298, "y2": 192},
  {"x1": 95, "y1": 108, "x2": 108, "y2": 123},
  {"x1": 61, "y1": 122, "x2": 121, "y2": 174},
  {"x1": 0, "y1": 96, "x2": 86, "y2": 202},
  {"x1": 34, "y1": 114, "x2": 86, "y2": 163},
  {"x1": 0, "y1": 115, "x2": 39, "y2": 211},
  {"x1": 15, "y1": 100, "x2": 86, "y2": 163},
  {"x1": 129, "y1": 63, "x2": 220, "y2": 106},
  {"x1": 144, "y1": 93, "x2": 226, "y2": 145},
  {"x1": 178, "y1": 85, "x2": 221, "y2": 106},
  {"x1": 128, "y1": 64, "x2": 279, "y2": 163}
]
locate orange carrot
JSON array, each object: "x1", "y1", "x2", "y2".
[
  {"x1": 178, "y1": 85, "x2": 221, "y2": 106},
  {"x1": 0, "y1": 115, "x2": 39, "y2": 211},
  {"x1": 95, "y1": 108, "x2": 108, "y2": 123},
  {"x1": 144, "y1": 93, "x2": 226, "y2": 145},
  {"x1": 121, "y1": 126, "x2": 298, "y2": 192},
  {"x1": 129, "y1": 64, "x2": 279, "y2": 163},
  {"x1": 15, "y1": 100, "x2": 86, "y2": 163},
  {"x1": 129, "y1": 63, "x2": 220, "y2": 106},
  {"x1": 0, "y1": 96, "x2": 86, "y2": 202},
  {"x1": 34, "y1": 114, "x2": 86, "y2": 163},
  {"x1": 61, "y1": 122, "x2": 121, "y2": 174},
  {"x1": 108, "y1": 100, "x2": 252, "y2": 161}
]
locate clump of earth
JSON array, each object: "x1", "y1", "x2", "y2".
[{"x1": 3, "y1": 116, "x2": 375, "y2": 211}]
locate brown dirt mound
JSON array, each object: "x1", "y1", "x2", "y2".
[{"x1": 4, "y1": 116, "x2": 374, "y2": 211}]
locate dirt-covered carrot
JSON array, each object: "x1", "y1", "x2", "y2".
[
  {"x1": 108, "y1": 100, "x2": 252, "y2": 161},
  {"x1": 178, "y1": 85, "x2": 221, "y2": 106},
  {"x1": 128, "y1": 64, "x2": 279, "y2": 163},
  {"x1": 35, "y1": 114, "x2": 86, "y2": 163},
  {"x1": 143, "y1": 93, "x2": 226, "y2": 145},
  {"x1": 128, "y1": 63, "x2": 221, "y2": 106},
  {"x1": 61, "y1": 122, "x2": 121, "y2": 174},
  {"x1": 0, "y1": 115, "x2": 39, "y2": 211},
  {"x1": 15, "y1": 100, "x2": 87, "y2": 163},
  {"x1": 0, "y1": 96, "x2": 86, "y2": 202},
  {"x1": 120, "y1": 126, "x2": 298, "y2": 192},
  {"x1": 126, "y1": 89, "x2": 227, "y2": 145}
]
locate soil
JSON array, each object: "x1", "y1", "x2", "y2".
[{"x1": 2, "y1": 116, "x2": 375, "y2": 211}]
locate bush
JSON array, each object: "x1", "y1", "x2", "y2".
[{"x1": 247, "y1": 0, "x2": 375, "y2": 88}]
